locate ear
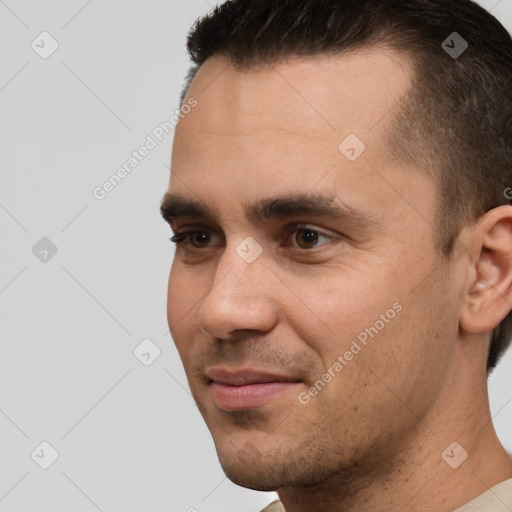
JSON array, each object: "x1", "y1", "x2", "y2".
[{"x1": 460, "y1": 205, "x2": 512, "y2": 334}]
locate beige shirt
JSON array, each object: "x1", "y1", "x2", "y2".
[{"x1": 260, "y1": 478, "x2": 512, "y2": 512}]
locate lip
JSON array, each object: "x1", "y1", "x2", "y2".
[
  {"x1": 206, "y1": 368, "x2": 301, "y2": 386},
  {"x1": 206, "y1": 368, "x2": 302, "y2": 411}
]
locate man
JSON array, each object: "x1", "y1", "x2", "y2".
[{"x1": 160, "y1": 0, "x2": 512, "y2": 510}]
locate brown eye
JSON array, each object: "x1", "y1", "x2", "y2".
[
  {"x1": 171, "y1": 230, "x2": 215, "y2": 249},
  {"x1": 287, "y1": 223, "x2": 339, "y2": 250},
  {"x1": 190, "y1": 232, "x2": 211, "y2": 248},
  {"x1": 295, "y1": 228, "x2": 320, "y2": 249}
]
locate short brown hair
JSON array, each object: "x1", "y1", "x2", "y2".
[{"x1": 181, "y1": 0, "x2": 512, "y2": 371}]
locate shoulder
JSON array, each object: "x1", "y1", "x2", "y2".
[
  {"x1": 454, "y1": 478, "x2": 512, "y2": 512},
  {"x1": 259, "y1": 500, "x2": 286, "y2": 512}
]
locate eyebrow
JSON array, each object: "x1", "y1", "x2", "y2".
[
  {"x1": 160, "y1": 192, "x2": 377, "y2": 228},
  {"x1": 160, "y1": 193, "x2": 216, "y2": 224}
]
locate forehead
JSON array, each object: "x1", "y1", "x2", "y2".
[
  {"x1": 170, "y1": 49, "x2": 434, "y2": 227},
  {"x1": 179, "y1": 48, "x2": 412, "y2": 142}
]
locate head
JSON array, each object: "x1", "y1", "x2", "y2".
[{"x1": 162, "y1": 0, "x2": 512, "y2": 492}]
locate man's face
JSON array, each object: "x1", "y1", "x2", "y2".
[{"x1": 165, "y1": 50, "x2": 460, "y2": 490}]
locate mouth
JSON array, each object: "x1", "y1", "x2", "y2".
[{"x1": 205, "y1": 368, "x2": 302, "y2": 411}]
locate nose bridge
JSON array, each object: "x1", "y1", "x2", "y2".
[
  {"x1": 208, "y1": 239, "x2": 267, "y2": 306},
  {"x1": 212, "y1": 234, "x2": 268, "y2": 291},
  {"x1": 196, "y1": 239, "x2": 277, "y2": 338}
]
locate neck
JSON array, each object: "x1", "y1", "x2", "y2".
[{"x1": 276, "y1": 368, "x2": 512, "y2": 512}]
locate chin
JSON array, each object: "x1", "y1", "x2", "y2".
[
  {"x1": 213, "y1": 437, "x2": 335, "y2": 492},
  {"x1": 223, "y1": 470, "x2": 281, "y2": 492},
  {"x1": 218, "y1": 453, "x2": 283, "y2": 492},
  {"x1": 211, "y1": 436, "x2": 285, "y2": 490}
]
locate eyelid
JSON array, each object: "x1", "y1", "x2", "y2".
[
  {"x1": 171, "y1": 222, "x2": 221, "y2": 236},
  {"x1": 285, "y1": 222, "x2": 339, "y2": 237},
  {"x1": 284, "y1": 222, "x2": 341, "y2": 245}
]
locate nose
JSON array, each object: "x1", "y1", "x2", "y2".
[{"x1": 196, "y1": 245, "x2": 279, "y2": 340}]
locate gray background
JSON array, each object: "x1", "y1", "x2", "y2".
[{"x1": 0, "y1": 1, "x2": 510, "y2": 511}]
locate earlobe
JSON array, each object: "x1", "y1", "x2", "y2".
[{"x1": 459, "y1": 206, "x2": 512, "y2": 334}]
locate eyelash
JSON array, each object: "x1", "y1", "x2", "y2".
[{"x1": 170, "y1": 223, "x2": 338, "y2": 250}]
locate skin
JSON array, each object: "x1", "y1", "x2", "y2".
[{"x1": 163, "y1": 49, "x2": 512, "y2": 511}]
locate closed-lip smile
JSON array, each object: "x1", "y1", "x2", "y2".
[
  {"x1": 206, "y1": 367, "x2": 302, "y2": 411},
  {"x1": 206, "y1": 367, "x2": 302, "y2": 386}
]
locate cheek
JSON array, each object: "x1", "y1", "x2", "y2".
[
  {"x1": 166, "y1": 266, "x2": 180, "y2": 326},
  {"x1": 168, "y1": 262, "x2": 203, "y2": 317},
  {"x1": 281, "y1": 265, "x2": 403, "y2": 363},
  {"x1": 352, "y1": 269, "x2": 458, "y2": 405},
  {"x1": 167, "y1": 263, "x2": 201, "y2": 349}
]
